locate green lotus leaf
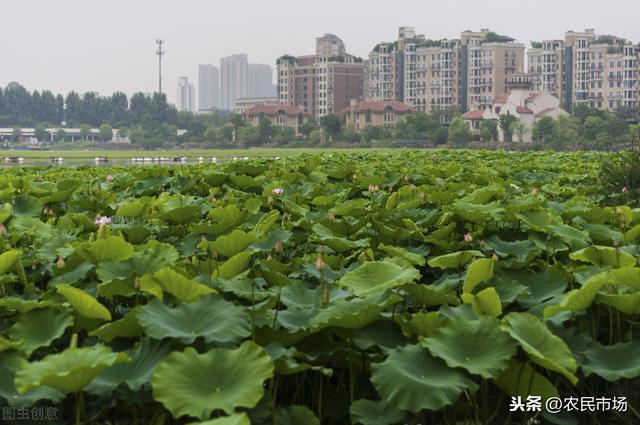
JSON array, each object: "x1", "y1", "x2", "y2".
[
  {"x1": 56, "y1": 284, "x2": 111, "y2": 321},
  {"x1": 162, "y1": 205, "x2": 202, "y2": 224},
  {"x1": 96, "y1": 242, "x2": 179, "y2": 283},
  {"x1": 0, "y1": 202, "x2": 11, "y2": 223},
  {"x1": 13, "y1": 195, "x2": 43, "y2": 217},
  {"x1": 116, "y1": 197, "x2": 153, "y2": 218},
  {"x1": 378, "y1": 244, "x2": 426, "y2": 266},
  {"x1": 395, "y1": 311, "x2": 444, "y2": 338},
  {"x1": 609, "y1": 267, "x2": 640, "y2": 290},
  {"x1": 253, "y1": 209, "x2": 280, "y2": 235},
  {"x1": 351, "y1": 320, "x2": 410, "y2": 353},
  {"x1": 338, "y1": 258, "x2": 420, "y2": 297},
  {"x1": 9, "y1": 308, "x2": 74, "y2": 355},
  {"x1": 461, "y1": 287, "x2": 502, "y2": 317},
  {"x1": 187, "y1": 413, "x2": 251, "y2": 425},
  {"x1": 495, "y1": 360, "x2": 559, "y2": 401},
  {"x1": 502, "y1": 312, "x2": 578, "y2": 384},
  {"x1": 596, "y1": 292, "x2": 640, "y2": 315},
  {"x1": 273, "y1": 405, "x2": 320, "y2": 425},
  {"x1": 137, "y1": 294, "x2": 251, "y2": 344},
  {"x1": 0, "y1": 352, "x2": 65, "y2": 407},
  {"x1": 371, "y1": 344, "x2": 477, "y2": 412},
  {"x1": 427, "y1": 250, "x2": 482, "y2": 270},
  {"x1": 152, "y1": 341, "x2": 274, "y2": 419},
  {"x1": 15, "y1": 345, "x2": 130, "y2": 395},
  {"x1": 581, "y1": 341, "x2": 640, "y2": 381},
  {"x1": 569, "y1": 245, "x2": 636, "y2": 268},
  {"x1": 140, "y1": 267, "x2": 214, "y2": 303},
  {"x1": 423, "y1": 316, "x2": 516, "y2": 379},
  {"x1": 451, "y1": 200, "x2": 504, "y2": 223},
  {"x1": 350, "y1": 399, "x2": 407, "y2": 425},
  {"x1": 0, "y1": 297, "x2": 58, "y2": 313},
  {"x1": 206, "y1": 229, "x2": 258, "y2": 258},
  {"x1": 0, "y1": 249, "x2": 21, "y2": 275},
  {"x1": 544, "y1": 272, "x2": 608, "y2": 319},
  {"x1": 209, "y1": 205, "x2": 244, "y2": 233},
  {"x1": 74, "y1": 236, "x2": 135, "y2": 264},
  {"x1": 462, "y1": 257, "x2": 495, "y2": 294},
  {"x1": 264, "y1": 342, "x2": 331, "y2": 376},
  {"x1": 514, "y1": 264, "x2": 569, "y2": 309},
  {"x1": 214, "y1": 251, "x2": 253, "y2": 280},
  {"x1": 90, "y1": 308, "x2": 141, "y2": 341},
  {"x1": 87, "y1": 338, "x2": 172, "y2": 395},
  {"x1": 309, "y1": 292, "x2": 402, "y2": 331},
  {"x1": 403, "y1": 284, "x2": 459, "y2": 307}
]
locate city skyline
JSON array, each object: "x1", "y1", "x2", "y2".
[{"x1": 0, "y1": 0, "x2": 637, "y2": 105}]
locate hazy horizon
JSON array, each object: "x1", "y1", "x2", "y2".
[{"x1": 1, "y1": 0, "x2": 637, "y2": 105}]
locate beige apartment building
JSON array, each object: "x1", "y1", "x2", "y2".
[
  {"x1": 365, "y1": 27, "x2": 524, "y2": 115},
  {"x1": 527, "y1": 29, "x2": 640, "y2": 111},
  {"x1": 277, "y1": 34, "x2": 365, "y2": 120}
]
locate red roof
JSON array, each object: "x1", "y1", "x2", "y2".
[
  {"x1": 244, "y1": 105, "x2": 304, "y2": 116},
  {"x1": 526, "y1": 92, "x2": 543, "y2": 101},
  {"x1": 493, "y1": 93, "x2": 510, "y2": 103},
  {"x1": 516, "y1": 106, "x2": 533, "y2": 114},
  {"x1": 462, "y1": 110, "x2": 484, "y2": 120},
  {"x1": 535, "y1": 107, "x2": 556, "y2": 118},
  {"x1": 351, "y1": 101, "x2": 413, "y2": 113}
]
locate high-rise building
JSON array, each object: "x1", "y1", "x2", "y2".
[
  {"x1": 277, "y1": 34, "x2": 365, "y2": 119},
  {"x1": 365, "y1": 27, "x2": 525, "y2": 114},
  {"x1": 198, "y1": 64, "x2": 220, "y2": 111},
  {"x1": 220, "y1": 54, "x2": 250, "y2": 110},
  {"x1": 249, "y1": 64, "x2": 277, "y2": 98},
  {"x1": 177, "y1": 77, "x2": 195, "y2": 112}
]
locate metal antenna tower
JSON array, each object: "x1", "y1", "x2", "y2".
[{"x1": 156, "y1": 39, "x2": 165, "y2": 94}]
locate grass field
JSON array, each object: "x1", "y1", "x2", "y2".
[{"x1": 4, "y1": 147, "x2": 397, "y2": 159}]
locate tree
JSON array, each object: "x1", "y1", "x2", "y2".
[
  {"x1": 513, "y1": 121, "x2": 528, "y2": 143},
  {"x1": 447, "y1": 117, "x2": 471, "y2": 146},
  {"x1": 362, "y1": 125, "x2": 385, "y2": 144},
  {"x1": 434, "y1": 127, "x2": 449, "y2": 145},
  {"x1": 117, "y1": 127, "x2": 129, "y2": 141},
  {"x1": 274, "y1": 127, "x2": 296, "y2": 145},
  {"x1": 551, "y1": 115, "x2": 581, "y2": 149},
  {"x1": 498, "y1": 114, "x2": 517, "y2": 142},
  {"x1": 480, "y1": 120, "x2": 498, "y2": 142},
  {"x1": 583, "y1": 116, "x2": 606, "y2": 143},
  {"x1": 308, "y1": 129, "x2": 322, "y2": 145},
  {"x1": 532, "y1": 117, "x2": 555, "y2": 145},
  {"x1": 99, "y1": 124, "x2": 113, "y2": 143},
  {"x1": 79, "y1": 125, "x2": 91, "y2": 142},
  {"x1": 56, "y1": 129, "x2": 66, "y2": 142},
  {"x1": 299, "y1": 121, "x2": 316, "y2": 138},
  {"x1": 258, "y1": 119, "x2": 275, "y2": 143},
  {"x1": 320, "y1": 114, "x2": 342, "y2": 139},
  {"x1": 34, "y1": 125, "x2": 48, "y2": 143}
]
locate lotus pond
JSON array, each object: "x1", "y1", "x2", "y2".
[{"x1": 0, "y1": 150, "x2": 638, "y2": 425}]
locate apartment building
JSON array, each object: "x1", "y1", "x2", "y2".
[
  {"x1": 526, "y1": 29, "x2": 640, "y2": 111},
  {"x1": 198, "y1": 64, "x2": 220, "y2": 111},
  {"x1": 176, "y1": 77, "x2": 195, "y2": 112},
  {"x1": 365, "y1": 27, "x2": 524, "y2": 114},
  {"x1": 276, "y1": 34, "x2": 365, "y2": 119}
]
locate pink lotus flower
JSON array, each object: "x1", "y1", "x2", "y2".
[
  {"x1": 315, "y1": 254, "x2": 325, "y2": 271},
  {"x1": 622, "y1": 187, "x2": 629, "y2": 194},
  {"x1": 271, "y1": 188, "x2": 284, "y2": 196},
  {"x1": 0, "y1": 224, "x2": 6, "y2": 236},
  {"x1": 94, "y1": 216, "x2": 112, "y2": 226},
  {"x1": 464, "y1": 233, "x2": 474, "y2": 243},
  {"x1": 107, "y1": 175, "x2": 114, "y2": 183}
]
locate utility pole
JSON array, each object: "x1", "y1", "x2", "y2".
[{"x1": 156, "y1": 39, "x2": 165, "y2": 94}]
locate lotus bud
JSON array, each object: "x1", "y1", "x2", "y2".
[
  {"x1": 315, "y1": 254, "x2": 325, "y2": 271},
  {"x1": 267, "y1": 254, "x2": 273, "y2": 261},
  {"x1": 267, "y1": 196, "x2": 273, "y2": 205},
  {"x1": 368, "y1": 184, "x2": 375, "y2": 193},
  {"x1": 0, "y1": 224, "x2": 6, "y2": 236},
  {"x1": 431, "y1": 154, "x2": 438, "y2": 162},
  {"x1": 531, "y1": 187, "x2": 539, "y2": 196},
  {"x1": 274, "y1": 240, "x2": 283, "y2": 254},
  {"x1": 352, "y1": 174, "x2": 357, "y2": 181},
  {"x1": 211, "y1": 250, "x2": 218, "y2": 260},
  {"x1": 134, "y1": 277, "x2": 141, "y2": 290},
  {"x1": 283, "y1": 212, "x2": 289, "y2": 221},
  {"x1": 107, "y1": 175, "x2": 114, "y2": 183},
  {"x1": 464, "y1": 233, "x2": 473, "y2": 243},
  {"x1": 328, "y1": 212, "x2": 335, "y2": 221},
  {"x1": 622, "y1": 187, "x2": 629, "y2": 194},
  {"x1": 404, "y1": 175, "x2": 410, "y2": 182},
  {"x1": 56, "y1": 257, "x2": 65, "y2": 269},
  {"x1": 420, "y1": 192, "x2": 426, "y2": 200},
  {"x1": 615, "y1": 207, "x2": 623, "y2": 215},
  {"x1": 492, "y1": 253, "x2": 499, "y2": 261},
  {"x1": 271, "y1": 188, "x2": 284, "y2": 196},
  {"x1": 409, "y1": 184, "x2": 417, "y2": 191},
  {"x1": 479, "y1": 239, "x2": 486, "y2": 248},
  {"x1": 613, "y1": 240, "x2": 619, "y2": 247},
  {"x1": 31, "y1": 263, "x2": 37, "y2": 272}
]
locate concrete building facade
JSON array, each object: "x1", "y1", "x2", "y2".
[
  {"x1": 243, "y1": 105, "x2": 307, "y2": 134},
  {"x1": 198, "y1": 64, "x2": 220, "y2": 111},
  {"x1": 220, "y1": 54, "x2": 250, "y2": 110},
  {"x1": 177, "y1": 77, "x2": 195, "y2": 112},
  {"x1": 249, "y1": 64, "x2": 277, "y2": 98},
  {"x1": 344, "y1": 100, "x2": 414, "y2": 132},
  {"x1": 277, "y1": 34, "x2": 365, "y2": 120}
]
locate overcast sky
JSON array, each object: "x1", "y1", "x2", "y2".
[{"x1": 1, "y1": 0, "x2": 637, "y2": 104}]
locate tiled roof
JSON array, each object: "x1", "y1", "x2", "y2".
[
  {"x1": 352, "y1": 101, "x2": 414, "y2": 113},
  {"x1": 244, "y1": 105, "x2": 304, "y2": 116},
  {"x1": 462, "y1": 110, "x2": 484, "y2": 120},
  {"x1": 516, "y1": 106, "x2": 533, "y2": 114},
  {"x1": 526, "y1": 92, "x2": 543, "y2": 101},
  {"x1": 535, "y1": 107, "x2": 556, "y2": 118},
  {"x1": 493, "y1": 93, "x2": 510, "y2": 103}
]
